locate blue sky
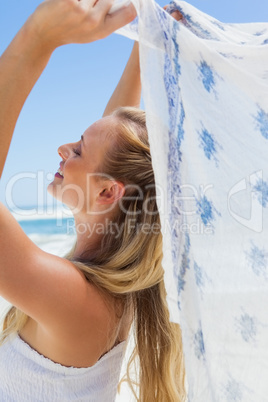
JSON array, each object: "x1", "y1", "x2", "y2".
[{"x1": 0, "y1": 0, "x2": 267, "y2": 208}]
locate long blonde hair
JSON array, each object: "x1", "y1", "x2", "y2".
[{"x1": 1, "y1": 107, "x2": 185, "y2": 401}]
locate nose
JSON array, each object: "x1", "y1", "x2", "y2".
[{"x1": 58, "y1": 143, "x2": 71, "y2": 160}]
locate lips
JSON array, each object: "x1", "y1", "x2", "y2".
[
  {"x1": 57, "y1": 167, "x2": 64, "y2": 177},
  {"x1": 55, "y1": 163, "x2": 64, "y2": 178}
]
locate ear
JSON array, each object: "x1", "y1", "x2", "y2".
[{"x1": 97, "y1": 181, "x2": 125, "y2": 205}]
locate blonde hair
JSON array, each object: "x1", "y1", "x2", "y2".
[{"x1": 1, "y1": 107, "x2": 185, "y2": 401}]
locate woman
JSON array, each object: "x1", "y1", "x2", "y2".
[{"x1": 0, "y1": 0, "x2": 185, "y2": 400}]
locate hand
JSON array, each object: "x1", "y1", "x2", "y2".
[
  {"x1": 163, "y1": 5, "x2": 183, "y2": 22},
  {"x1": 26, "y1": 0, "x2": 137, "y2": 51}
]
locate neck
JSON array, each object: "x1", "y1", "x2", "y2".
[{"x1": 72, "y1": 212, "x2": 111, "y2": 260}]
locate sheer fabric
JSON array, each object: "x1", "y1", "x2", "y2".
[{"x1": 120, "y1": 1, "x2": 268, "y2": 400}]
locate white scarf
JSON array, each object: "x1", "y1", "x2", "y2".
[{"x1": 119, "y1": 1, "x2": 268, "y2": 399}]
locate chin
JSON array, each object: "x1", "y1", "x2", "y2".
[
  {"x1": 47, "y1": 181, "x2": 62, "y2": 202},
  {"x1": 47, "y1": 184, "x2": 68, "y2": 206}
]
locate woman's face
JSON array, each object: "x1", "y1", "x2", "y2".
[{"x1": 48, "y1": 115, "x2": 117, "y2": 214}]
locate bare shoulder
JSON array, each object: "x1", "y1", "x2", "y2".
[
  {"x1": 19, "y1": 283, "x2": 121, "y2": 368},
  {"x1": 0, "y1": 203, "x2": 120, "y2": 363}
]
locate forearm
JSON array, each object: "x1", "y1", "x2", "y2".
[
  {"x1": 0, "y1": 22, "x2": 53, "y2": 178},
  {"x1": 103, "y1": 41, "x2": 141, "y2": 117}
]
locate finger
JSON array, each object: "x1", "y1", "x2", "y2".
[
  {"x1": 171, "y1": 10, "x2": 183, "y2": 21},
  {"x1": 103, "y1": 3, "x2": 137, "y2": 34},
  {"x1": 92, "y1": 0, "x2": 114, "y2": 14},
  {"x1": 163, "y1": 5, "x2": 183, "y2": 22},
  {"x1": 79, "y1": 0, "x2": 99, "y2": 10}
]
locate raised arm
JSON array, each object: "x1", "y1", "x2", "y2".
[
  {"x1": 0, "y1": 0, "x2": 136, "y2": 178},
  {"x1": 0, "y1": 23, "x2": 52, "y2": 179},
  {"x1": 102, "y1": 6, "x2": 183, "y2": 117},
  {"x1": 103, "y1": 41, "x2": 141, "y2": 116}
]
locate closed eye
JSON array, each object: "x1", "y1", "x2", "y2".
[{"x1": 72, "y1": 147, "x2": 81, "y2": 156}]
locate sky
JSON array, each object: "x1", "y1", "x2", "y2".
[{"x1": 0, "y1": 0, "x2": 267, "y2": 208}]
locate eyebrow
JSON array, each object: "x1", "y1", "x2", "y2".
[{"x1": 80, "y1": 135, "x2": 84, "y2": 150}]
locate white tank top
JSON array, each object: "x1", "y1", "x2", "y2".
[{"x1": 0, "y1": 334, "x2": 126, "y2": 401}]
